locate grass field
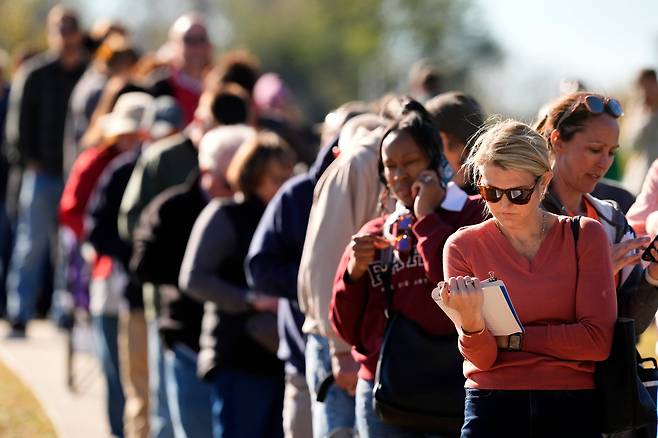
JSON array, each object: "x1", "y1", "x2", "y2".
[{"x1": 0, "y1": 359, "x2": 56, "y2": 438}]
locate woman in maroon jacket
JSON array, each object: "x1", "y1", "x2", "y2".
[{"x1": 329, "y1": 99, "x2": 486, "y2": 437}]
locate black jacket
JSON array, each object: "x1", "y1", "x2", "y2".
[
  {"x1": 5, "y1": 52, "x2": 87, "y2": 178},
  {"x1": 86, "y1": 149, "x2": 143, "y2": 309},
  {"x1": 131, "y1": 172, "x2": 207, "y2": 351}
]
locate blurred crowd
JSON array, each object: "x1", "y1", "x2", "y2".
[{"x1": 2, "y1": 4, "x2": 658, "y2": 438}]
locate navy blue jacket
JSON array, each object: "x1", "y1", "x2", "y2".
[{"x1": 246, "y1": 137, "x2": 337, "y2": 374}]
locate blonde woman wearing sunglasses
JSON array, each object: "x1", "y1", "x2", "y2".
[
  {"x1": 437, "y1": 119, "x2": 616, "y2": 437},
  {"x1": 536, "y1": 92, "x2": 658, "y2": 338}
]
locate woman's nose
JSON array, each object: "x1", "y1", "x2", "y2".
[{"x1": 598, "y1": 154, "x2": 613, "y2": 170}]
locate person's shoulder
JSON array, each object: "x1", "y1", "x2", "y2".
[
  {"x1": 142, "y1": 133, "x2": 189, "y2": 162},
  {"x1": 150, "y1": 182, "x2": 191, "y2": 213},
  {"x1": 448, "y1": 218, "x2": 493, "y2": 245},
  {"x1": 571, "y1": 215, "x2": 608, "y2": 242},
  {"x1": 72, "y1": 145, "x2": 102, "y2": 166},
  {"x1": 23, "y1": 52, "x2": 56, "y2": 75},
  {"x1": 196, "y1": 198, "x2": 231, "y2": 226},
  {"x1": 280, "y1": 173, "x2": 312, "y2": 198},
  {"x1": 462, "y1": 195, "x2": 487, "y2": 216}
]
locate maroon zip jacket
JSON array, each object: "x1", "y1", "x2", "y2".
[{"x1": 330, "y1": 196, "x2": 486, "y2": 380}]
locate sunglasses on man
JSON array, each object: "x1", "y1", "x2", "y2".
[
  {"x1": 477, "y1": 177, "x2": 541, "y2": 205},
  {"x1": 555, "y1": 95, "x2": 623, "y2": 131}
]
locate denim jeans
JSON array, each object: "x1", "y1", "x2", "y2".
[
  {"x1": 355, "y1": 378, "x2": 445, "y2": 438},
  {"x1": 93, "y1": 314, "x2": 126, "y2": 438},
  {"x1": 147, "y1": 316, "x2": 174, "y2": 438},
  {"x1": 305, "y1": 334, "x2": 356, "y2": 438},
  {"x1": 163, "y1": 343, "x2": 213, "y2": 438},
  {"x1": 209, "y1": 368, "x2": 284, "y2": 438},
  {"x1": 6, "y1": 169, "x2": 62, "y2": 325},
  {"x1": 461, "y1": 388, "x2": 599, "y2": 437},
  {"x1": 0, "y1": 200, "x2": 12, "y2": 318}
]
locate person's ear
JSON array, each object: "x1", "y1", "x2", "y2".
[
  {"x1": 540, "y1": 170, "x2": 553, "y2": 195},
  {"x1": 549, "y1": 129, "x2": 565, "y2": 154},
  {"x1": 438, "y1": 131, "x2": 451, "y2": 149}
]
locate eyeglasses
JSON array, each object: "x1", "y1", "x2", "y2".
[
  {"x1": 477, "y1": 177, "x2": 540, "y2": 205},
  {"x1": 554, "y1": 95, "x2": 623, "y2": 131}
]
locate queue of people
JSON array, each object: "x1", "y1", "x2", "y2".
[{"x1": 2, "y1": 4, "x2": 658, "y2": 438}]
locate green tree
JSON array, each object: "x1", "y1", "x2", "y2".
[{"x1": 219, "y1": 0, "x2": 500, "y2": 120}]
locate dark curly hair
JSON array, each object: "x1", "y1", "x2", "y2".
[{"x1": 377, "y1": 96, "x2": 444, "y2": 186}]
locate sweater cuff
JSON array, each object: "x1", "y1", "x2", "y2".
[
  {"x1": 459, "y1": 327, "x2": 490, "y2": 350},
  {"x1": 413, "y1": 213, "x2": 445, "y2": 238}
]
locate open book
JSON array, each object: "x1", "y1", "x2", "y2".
[{"x1": 432, "y1": 277, "x2": 524, "y2": 336}]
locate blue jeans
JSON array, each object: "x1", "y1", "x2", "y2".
[
  {"x1": 93, "y1": 315, "x2": 125, "y2": 438},
  {"x1": 6, "y1": 169, "x2": 62, "y2": 324},
  {"x1": 209, "y1": 368, "x2": 284, "y2": 438},
  {"x1": 462, "y1": 388, "x2": 599, "y2": 437},
  {"x1": 0, "y1": 200, "x2": 12, "y2": 318},
  {"x1": 163, "y1": 343, "x2": 213, "y2": 438},
  {"x1": 355, "y1": 378, "x2": 443, "y2": 438},
  {"x1": 147, "y1": 317, "x2": 174, "y2": 438},
  {"x1": 305, "y1": 334, "x2": 355, "y2": 438}
]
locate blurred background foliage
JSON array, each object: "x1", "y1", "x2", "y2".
[{"x1": 0, "y1": 0, "x2": 500, "y2": 121}]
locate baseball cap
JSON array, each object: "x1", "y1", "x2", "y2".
[
  {"x1": 102, "y1": 92, "x2": 154, "y2": 138},
  {"x1": 144, "y1": 96, "x2": 185, "y2": 140}
]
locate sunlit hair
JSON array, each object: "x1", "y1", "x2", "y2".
[
  {"x1": 226, "y1": 131, "x2": 296, "y2": 197},
  {"x1": 533, "y1": 91, "x2": 615, "y2": 149},
  {"x1": 465, "y1": 118, "x2": 551, "y2": 188}
]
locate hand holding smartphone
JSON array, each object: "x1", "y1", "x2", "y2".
[{"x1": 641, "y1": 234, "x2": 658, "y2": 263}]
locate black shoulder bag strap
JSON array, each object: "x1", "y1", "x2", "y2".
[
  {"x1": 380, "y1": 246, "x2": 395, "y2": 319},
  {"x1": 570, "y1": 215, "x2": 581, "y2": 243}
]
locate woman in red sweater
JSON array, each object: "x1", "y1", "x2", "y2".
[
  {"x1": 330, "y1": 99, "x2": 485, "y2": 437},
  {"x1": 437, "y1": 119, "x2": 617, "y2": 437}
]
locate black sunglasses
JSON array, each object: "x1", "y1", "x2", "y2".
[
  {"x1": 555, "y1": 95, "x2": 623, "y2": 131},
  {"x1": 477, "y1": 177, "x2": 540, "y2": 205}
]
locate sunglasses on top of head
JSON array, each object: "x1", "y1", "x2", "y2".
[
  {"x1": 554, "y1": 95, "x2": 623, "y2": 131},
  {"x1": 477, "y1": 176, "x2": 541, "y2": 205}
]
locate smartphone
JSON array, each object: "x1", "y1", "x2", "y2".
[{"x1": 641, "y1": 234, "x2": 658, "y2": 263}]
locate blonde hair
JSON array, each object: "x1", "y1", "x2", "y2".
[{"x1": 465, "y1": 118, "x2": 552, "y2": 186}]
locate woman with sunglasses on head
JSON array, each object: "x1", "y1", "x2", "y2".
[
  {"x1": 329, "y1": 98, "x2": 485, "y2": 437},
  {"x1": 437, "y1": 119, "x2": 617, "y2": 437},
  {"x1": 535, "y1": 92, "x2": 658, "y2": 338}
]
